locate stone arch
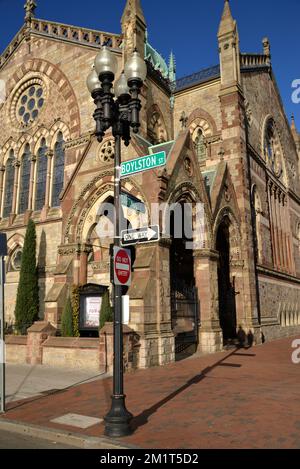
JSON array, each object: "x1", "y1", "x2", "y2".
[
  {"x1": 147, "y1": 104, "x2": 168, "y2": 144},
  {"x1": 187, "y1": 108, "x2": 218, "y2": 136},
  {"x1": 17, "y1": 134, "x2": 33, "y2": 160},
  {"x1": 6, "y1": 59, "x2": 81, "y2": 139},
  {"x1": 166, "y1": 181, "x2": 213, "y2": 249},
  {"x1": 64, "y1": 171, "x2": 150, "y2": 244},
  {"x1": 1, "y1": 138, "x2": 18, "y2": 165},
  {"x1": 213, "y1": 206, "x2": 242, "y2": 260},
  {"x1": 32, "y1": 126, "x2": 50, "y2": 155},
  {"x1": 49, "y1": 120, "x2": 71, "y2": 149}
]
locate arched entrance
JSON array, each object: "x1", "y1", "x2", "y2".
[
  {"x1": 216, "y1": 217, "x2": 237, "y2": 344},
  {"x1": 169, "y1": 202, "x2": 199, "y2": 358}
]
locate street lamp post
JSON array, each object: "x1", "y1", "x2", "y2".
[{"x1": 87, "y1": 46, "x2": 147, "y2": 438}]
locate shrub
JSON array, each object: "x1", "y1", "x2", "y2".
[
  {"x1": 99, "y1": 289, "x2": 113, "y2": 330},
  {"x1": 61, "y1": 296, "x2": 73, "y2": 337},
  {"x1": 15, "y1": 219, "x2": 39, "y2": 334}
]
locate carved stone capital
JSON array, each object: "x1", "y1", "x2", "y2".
[
  {"x1": 12, "y1": 160, "x2": 21, "y2": 168},
  {"x1": 46, "y1": 149, "x2": 54, "y2": 159}
]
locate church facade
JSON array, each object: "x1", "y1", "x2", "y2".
[{"x1": 0, "y1": 0, "x2": 300, "y2": 368}]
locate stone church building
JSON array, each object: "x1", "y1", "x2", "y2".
[{"x1": 0, "y1": 0, "x2": 300, "y2": 368}]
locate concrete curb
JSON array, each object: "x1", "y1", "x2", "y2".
[{"x1": 0, "y1": 418, "x2": 139, "y2": 449}]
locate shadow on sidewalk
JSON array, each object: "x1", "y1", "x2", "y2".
[
  {"x1": 131, "y1": 346, "x2": 255, "y2": 432},
  {"x1": 6, "y1": 370, "x2": 109, "y2": 412}
]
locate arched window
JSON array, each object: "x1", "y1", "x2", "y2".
[
  {"x1": 3, "y1": 150, "x2": 15, "y2": 218},
  {"x1": 35, "y1": 138, "x2": 48, "y2": 211},
  {"x1": 18, "y1": 143, "x2": 31, "y2": 214},
  {"x1": 51, "y1": 132, "x2": 65, "y2": 207},
  {"x1": 263, "y1": 119, "x2": 283, "y2": 179},
  {"x1": 147, "y1": 111, "x2": 167, "y2": 145},
  {"x1": 194, "y1": 128, "x2": 206, "y2": 162},
  {"x1": 8, "y1": 247, "x2": 22, "y2": 272}
]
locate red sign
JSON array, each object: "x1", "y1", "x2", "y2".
[{"x1": 114, "y1": 247, "x2": 131, "y2": 286}]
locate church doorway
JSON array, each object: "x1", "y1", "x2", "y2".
[
  {"x1": 216, "y1": 217, "x2": 237, "y2": 344},
  {"x1": 169, "y1": 203, "x2": 199, "y2": 359}
]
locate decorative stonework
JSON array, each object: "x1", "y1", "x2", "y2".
[{"x1": 97, "y1": 139, "x2": 115, "y2": 164}]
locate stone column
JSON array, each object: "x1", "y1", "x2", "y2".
[
  {"x1": 194, "y1": 249, "x2": 223, "y2": 353},
  {"x1": 44, "y1": 149, "x2": 54, "y2": 209},
  {"x1": 26, "y1": 321, "x2": 57, "y2": 365},
  {"x1": 11, "y1": 160, "x2": 20, "y2": 216},
  {"x1": 28, "y1": 154, "x2": 36, "y2": 211},
  {"x1": 0, "y1": 165, "x2": 5, "y2": 218},
  {"x1": 79, "y1": 244, "x2": 92, "y2": 285}
]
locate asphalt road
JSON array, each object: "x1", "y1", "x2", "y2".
[{"x1": 0, "y1": 429, "x2": 76, "y2": 449}]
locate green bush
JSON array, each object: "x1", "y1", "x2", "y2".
[
  {"x1": 99, "y1": 289, "x2": 113, "y2": 330},
  {"x1": 15, "y1": 219, "x2": 39, "y2": 334},
  {"x1": 61, "y1": 296, "x2": 73, "y2": 337}
]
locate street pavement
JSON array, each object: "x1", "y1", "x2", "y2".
[
  {"x1": 0, "y1": 336, "x2": 300, "y2": 449},
  {"x1": 0, "y1": 429, "x2": 76, "y2": 449}
]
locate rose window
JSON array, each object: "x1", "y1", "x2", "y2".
[{"x1": 17, "y1": 85, "x2": 45, "y2": 125}]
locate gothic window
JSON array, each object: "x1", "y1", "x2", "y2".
[
  {"x1": 35, "y1": 138, "x2": 48, "y2": 211},
  {"x1": 263, "y1": 119, "x2": 283, "y2": 179},
  {"x1": 3, "y1": 150, "x2": 15, "y2": 218},
  {"x1": 147, "y1": 111, "x2": 167, "y2": 145},
  {"x1": 51, "y1": 132, "x2": 65, "y2": 207},
  {"x1": 194, "y1": 128, "x2": 206, "y2": 162},
  {"x1": 18, "y1": 143, "x2": 31, "y2": 214}
]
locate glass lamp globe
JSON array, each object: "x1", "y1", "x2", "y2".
[
  {"x1": 95, "y1": 46, "x2": 118, "y2": 77},
  {"x1": 124, "y1": 50, "x2": 147, "y2": 82},
  {"x1": 86, "y1": 68, "x2": 101, "y2": 93},
  {"x1": 114, "y1": 72, "x2": 130, "y2": 98}
]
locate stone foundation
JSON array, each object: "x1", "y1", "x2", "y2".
[
  {"x1": 138, "y1": 332, "x2": 175, "y2": 368},
  {"x1": 198, "y1": 329, "x2": 223, "y2": 354}
]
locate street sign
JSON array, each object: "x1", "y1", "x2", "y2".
[
  {"x1": 121, "y1": 225, "x2": 160, "y2": 247},
  {"x1": 121, "y1": 151, "x2": 166, "y2": 178},
  {"x1": 113, "y1": 247, "x2": 131, "y2": 287}
]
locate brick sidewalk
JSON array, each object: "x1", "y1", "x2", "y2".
[{"x1": 1, "y1": 336, "x2": 300, "y2": 449}]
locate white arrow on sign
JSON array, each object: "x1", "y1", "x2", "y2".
[{"x1": 121, "y1": 225, "x2": 160, "y2": 246}]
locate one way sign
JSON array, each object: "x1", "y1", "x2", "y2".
[{"x1": 121, "y1": 225, "x2": 160, "y2": 247}]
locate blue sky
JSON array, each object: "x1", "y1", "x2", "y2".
[{"x1": 0, "y1": 0, "x2": 299, "y2": 129}]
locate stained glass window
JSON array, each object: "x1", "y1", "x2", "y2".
[
  {"x1": 35, "y1": 138, "x2": 48, "y2": 211},
  {"x1": 18, "y1": 144, "x2": 31, "y2": 214},
  {"x1": 3, "y1": 150, "x2": 15, "y2": 218},
  {"x1": 51, "y1": 132, "x2": 65, "y2": 207}
]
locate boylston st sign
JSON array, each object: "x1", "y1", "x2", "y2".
[{"x1": 121, "y1": 151, "x2": 166, "y2": 178}]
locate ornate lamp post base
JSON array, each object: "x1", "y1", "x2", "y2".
[{"x1": 104, "y1": 395, "x2": 133, "y2": 437}]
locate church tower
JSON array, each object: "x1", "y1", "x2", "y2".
[
  {"x1": 218, "y1": 1, "x2": 261, "y2": 339},
  {"x1": 121, "y1": 0, "x2": 146, "y2": 62},
  {"x1": 218, "y1": 0, "x2": 241, "y2": 89}
]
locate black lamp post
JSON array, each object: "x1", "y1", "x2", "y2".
[{"x1": 87, "y1": 46, "x2": 147, "y2": 438}]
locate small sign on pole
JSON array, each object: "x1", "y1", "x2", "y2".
[
  {"x1": 121, "y1": 225, "x2": 160, "y2": 247},
  {"x1": 113, "y1": 247, "x2": 131, "y2": 287}
]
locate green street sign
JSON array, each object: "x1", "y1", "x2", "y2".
[{"x1": 121, "y1": 151, "x2": 166, "y2": 178}]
